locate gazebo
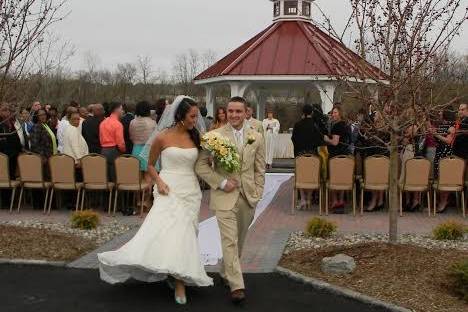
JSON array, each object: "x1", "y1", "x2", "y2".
[{"x1": 194, "y1": 0, "x2": 386, "y2": 119}]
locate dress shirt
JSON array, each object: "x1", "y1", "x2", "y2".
[{"x1": 99, "y1": 114, "x2": 126, "y2": 153}]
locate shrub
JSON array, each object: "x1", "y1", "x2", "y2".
[
  {"x1": 305, "y1": 217, "x2": 337, "y2": 238},
  {"x1": 449, "y1": 260, "x2": 468, "y2": 302},
  {"x1": 432, "y1": 221, "x2": 466, "y2": 241},
  {"x1": 71, "y1": 210, "x2": 100, "y2": 230}
]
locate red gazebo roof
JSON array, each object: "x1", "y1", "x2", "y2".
[{"x1": 194, "y1": 21, "x2": 386, "y2": 83}]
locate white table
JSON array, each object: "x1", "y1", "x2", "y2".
[{"x1": 274, "y1": 133, "x2": 294, "y2": 159}]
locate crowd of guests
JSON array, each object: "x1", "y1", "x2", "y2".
[{"x1": 292, "y1": 102, "x2": 468, "y2": 214}]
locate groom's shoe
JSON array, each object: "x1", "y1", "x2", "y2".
[{"x1": 231, "y1": 289, "x2": 246, "y2": 305}]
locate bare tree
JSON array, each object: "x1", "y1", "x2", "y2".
[
  {"x1": 314, "y1": 0, "x2": 467, "y2": 242},
  {"x1": 0, "y1": 0, "x2": 68, "y2": 99}
]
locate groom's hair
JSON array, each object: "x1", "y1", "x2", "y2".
[{"x1": 229, "y1": 96, "x2": 247, "y2": 108}]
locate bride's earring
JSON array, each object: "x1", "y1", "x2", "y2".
[{"x1": 181, "y1": 121, "x2": 186, "y2": 127}]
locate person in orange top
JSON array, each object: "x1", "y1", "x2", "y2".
[{"x1": 100, "y1": 102, "x2": 125, "y2": 181}]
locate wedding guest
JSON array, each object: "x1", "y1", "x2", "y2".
[
  {"x1": 47, "y1": 106, "x2": 59, "y2": 136},
  {"x1": 57, "y1": 106, "x2": 79, "y2": 153},
  {"x1": 100, "y1": 102, "x2": 125, "y2": 181},
  {"x1": 82, "y1": 104, "x2": 105, "y2": 154},
  {"x1": 245, "y1": 104, "x2": 263, "y2": 134},
  {"x1": 79, "y1": 106, "x2": 89, "y2": 120},
  {"x1": 13, "y1": 107, "x2": 29, "y2": 151},
  {"x1": 199, "y1": 106, "x2": 212, "y2": 131},
  {"x1": 130, "y1": 101, "x2": 157, "y2": 171},
  {"x1": 323, "y1": 106, "x2": 350, "y2": 213},
  {"x1": 453, "y1": 103, "x2": 468, "y2": 159},
  {"x1": 262, "y1": 111, "x2": 280, "y2": 169},
  {"x1": 30, "y1": 109, "x2": 57, "y2": 160},
  {"x1": 121, "y1": 103, "x2": 135, "y2": 154},
  {"x1": 210, "y1": 107, "x2": 227, "y2": 130},
  {"x1": 0, "y1": 102, "x2": 23, "y2": 178},
  {"x1": 430, "y1": 109, "x2": 456, "y2": 213},
  {"x1": 63, "y1": 110, "x2": 89, "y2": 164},
  {"x1": 31, "y1": 101, "x2": 42, "y2": 113}
]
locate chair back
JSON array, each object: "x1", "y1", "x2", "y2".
[
  {"x1": 404, "y1": 157, "x2": 430, "y2": 186},
  {"x1": 115, "y1": 155, "x2": 141, "y2": 186},
  {"x1": 364, "y1": 155, "x2": 390, "y2": 185},
  {"x1": 295, "y1": 154, "x2": 320, "y2": 186},
  {"x1": 49, "y1": 154, "x2": 76, "y2": 184},
  {"x1": 18, "y1": 152, "x2": 44, "y2": 183},
  {"x1": 0, "y1": 153, "x2": 9, "y2": 183},
  {"x1": 438, "y1": 156, "x2": 465, "y2": 186},
  {"x1": 329, "y1": 155, "x2": 355, "y2": 186},
  {"x1": 81, "y1": 154, "x2": 108, "y2": 184}
]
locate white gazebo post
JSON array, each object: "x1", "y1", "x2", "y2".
[
  {"x1": 255, "y1": 90, "x2": 267, "y2": 120},
  {"x1": 229, "y1": 82, "x2": 250, "y2": 98},
  {"x1": 204, "y1": 85, "x2": 215, "y2": 117},
  {"x1": 317, "y1": 82, "x2": 337, "y2": 114}
]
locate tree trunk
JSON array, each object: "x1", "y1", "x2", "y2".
[{"x1": 389, "y1": 131, "x2": 399, "y2": 243}]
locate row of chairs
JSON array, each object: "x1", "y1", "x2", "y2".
[
  {"x1": 0, "y1": 152, "x2": 149, "y2": 216},
  {"x1": 293, "y1": 154, "x2": 466, "y2": 218}
]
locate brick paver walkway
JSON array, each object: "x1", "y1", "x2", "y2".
[{"x1": 2, "y1": 177, "x2": 467, "y2": 273}]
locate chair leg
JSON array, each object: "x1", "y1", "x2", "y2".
[
  {"x1": 399, "y1": 190, "x2": 403, "y2": 217},
  {"x1": 75, "y1": 189, "x2": 81, "y2": 212},
  {"x1": 140, "y1": 189, "x2": 145, "y2": 217},
  {"x1": 81, "y1": 189, "x2": 86, "y2": 211},
  {"x1": 17, "y1": 187, "x2": 24, "y2": 213},
  {"x1": 325, "y1": 187, "x2": 329, "y2": 216},
  {"x1": 113, "y1": 189, "x2": 119, "y2": 216},
  {"x1": 462, "y1": 191, "x2": 465, "y2": 218},
  {"x1": 9, "y1": 188, "x2": 16, "y2": 213},
  {"x1": 352, "y1": 188, "x2": 356, "y2": 217},
  {"x1": 360, "y1": 189, "x2": 364, "y2": 216},
  {"x1": 108, "y1": 189, "x2": 113, "y2": 216},
  {"x1": 48, "y1": 189, "x2": 55, "y2": 215},
  {"x1": 319, "y1": 188, "x2": 322, "y2": 216},
  {"x1": 427, "y1": 191, "x2": 431, "y2": 217},
  {"x1": 433, "y1": 190, "x2": 437, "y2": 216},
  {"x1": 291, "y1": 187, "x2": 296, "y2": 215},
  {"x1": 43, "y1": 189, "x2": 50, "y2": 214}
]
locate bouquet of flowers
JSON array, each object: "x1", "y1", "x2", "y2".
[{"x1": 201, "y1": 132, "x2": 241, "y2": 173}]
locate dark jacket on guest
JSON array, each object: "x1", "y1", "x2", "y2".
[
  {"x1": 81, "y1": 116, "x2": 104, "y2": 154},
  {"x1": 0, "y1": 121, "x2": 23, "y2": 178},
  {"x1": 121, "y1": 112, "x2": 134, "y2": 154},
  {"x1": 30, "y1": 124, "x2": 54, "y2": 159},
  {"x1": 453, "y1": 117, "x2": 468, "y2": 159},
  {"x1": 291, "y1": 117, "x2": 324, "y2": 157}
]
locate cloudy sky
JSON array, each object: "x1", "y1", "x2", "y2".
[{"x1": 54, "y1": 0, "x2": 467, "y2": 72}]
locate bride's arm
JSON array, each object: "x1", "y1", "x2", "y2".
[{"x1": 146, "y1": 136, "x2": 169, "y2": 195}]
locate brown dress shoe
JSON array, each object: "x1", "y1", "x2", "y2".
[{"x1": 231, "y1": 289, "x2": 246, "y2": 304}]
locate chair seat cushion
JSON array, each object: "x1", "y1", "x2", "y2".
[
  {"x1": 363, "y1": 183, "x2": 388, "y2": 191},
  {"x1": 84, "y1": 183, "x2": 114, "y2": 190},
  {"x1": 117, "y1": 182, "x2": 149, "y2": 191},
  {"x1": 53, "y1": 182, "x2": 84, "y2": 190},
  {"x1": 296, "y1": 182, "x2": 320, "y2": 189},
  {"x1": 0, "y1": 180, "x2": 20, "y2": 188},
  {"x1": 23, "y1": 182, "x2": 52, "y2": 189},
  {"x1": 433, "y1": 183, "x2": 463, "y2": 192},
  {"x1": 399, "y1": 183, "x2": 428, "y2": 192},
  {"x1": 327, "y1": 182, "x2": 353, "y2": 191}
]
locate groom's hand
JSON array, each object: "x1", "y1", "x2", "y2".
[{"x1": 223, "y1": 178, "x2": 238, "y2": 193}]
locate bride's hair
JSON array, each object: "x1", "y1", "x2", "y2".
[{"x1": 174, "y1": 98, "x2": 201, "y2": 149}]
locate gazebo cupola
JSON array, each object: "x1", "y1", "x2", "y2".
[{"x1": 272, "y1": 0, "x2": 313, "y2": 22}]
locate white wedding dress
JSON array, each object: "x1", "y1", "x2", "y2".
[{"x1": 98, "y1": 147, "x2": 213, "y2": 287}]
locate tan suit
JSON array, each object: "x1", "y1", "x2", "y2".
[
  {"x1": 247, "y1": 117, "x2": 264, "y2": 135},
  {"x1": 195, "y1": 124, "x2": 266, "y2": 291}
]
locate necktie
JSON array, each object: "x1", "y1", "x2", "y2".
[{"x1": 235, "y1": 131, "x2": 243, "y2": 151}]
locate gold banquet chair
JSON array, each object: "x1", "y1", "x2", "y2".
[
  {"x1": 292, "y1": 154, "x2": 322, "y2": 215},
  {"x1": 433, "y1": 156, "x2": 465, "y2": 218},
  {"x1": 48, "y1": 154, "x2": 83, "y2": 214},
  {"x1": 81, "y1": 154, "x2": 114, "y2": 214},
  {"x1": 114, "y1": 155, "x2": 149, "y2": 217},
  {"x1": 359, "y1": 155, "x2": 390, "y2": 216},
  {"x1": 0, "y1": 153, "x2": 20, "y2": 212},
  {"x1": 399, "y1": 157, "x2": 431, "y2": 217},
  {"x1": 326, "y1": 155, "x2": 356, "y2": 216},
  {"x1": 17, "y1": 152, "x2": 52, "y2": 213}
]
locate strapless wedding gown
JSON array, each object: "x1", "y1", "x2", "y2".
[{"x1": 98, "y1": 147, "x2": 213, "y2": 287}]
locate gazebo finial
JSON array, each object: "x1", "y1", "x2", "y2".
[{"x1": 271, "y1": 0, "x2": 313, "y2": 22}]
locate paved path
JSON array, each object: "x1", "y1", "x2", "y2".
[{"x1": 0, "y1": 264, "x2": 390, "y2": 312}]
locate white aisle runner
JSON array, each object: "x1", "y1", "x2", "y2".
[{"x1": 198, "y1": 173, "x2": 293, "y2": 266}]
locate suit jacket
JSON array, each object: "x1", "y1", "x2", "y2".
[
  {"x1": 30, "y1": 123, "x2": 54, "y2": 159},
  {"x1": 291, "y1": 117, "x2": 324, "y2": 157},
  {"x1": 82, "y1": 116, "x2": 103, "y2": 154},
  {"x1": 195, "y1": 124, "x2": 266, "y2": 211},
  {"x1": 247, "y1": 118, "x2": 264, "y2": 135}
]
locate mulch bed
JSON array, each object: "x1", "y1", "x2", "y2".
[
  {"x1": 280, "y1": 243, "x2": 467, "y2": 312},
  {"x1": 0, "y1": 225, "x2": 96, "y2": 262}
]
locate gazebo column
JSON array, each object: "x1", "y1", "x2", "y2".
[
  {"x1": 316, "y1": 82, "x2": 337, "y2": 114},
  {"x1": 204, "y1": 85, "x2": 215, "y2": 117},
  {"x1": 255, "y1": 90, "x2": 267, "y2": 120},
  {"x1": 367, "y1": 84, "x2": 379, "y2": 111},
  {"x1": 229, "y1": 82, "x2": 250, "y2": 98}
]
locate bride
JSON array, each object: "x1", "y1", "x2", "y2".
[{"x1": 98, "y1": 96, "x2": 213, "y2": 305}]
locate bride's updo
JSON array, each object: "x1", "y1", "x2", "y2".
[{"x1": 174, "y1": 98, "x2": 201, "y2": 149}]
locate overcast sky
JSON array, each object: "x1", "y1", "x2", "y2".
[{"x1": 54, "y1": 0, "x2": 467, "y2": 72}]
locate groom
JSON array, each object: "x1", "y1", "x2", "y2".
[{"x1": 196, "y1": 96, "x2": 266, "y2": 304}]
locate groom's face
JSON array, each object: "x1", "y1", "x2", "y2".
[{"x1": 227, "y1": 101, "x2": 246, "y2": 129}]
